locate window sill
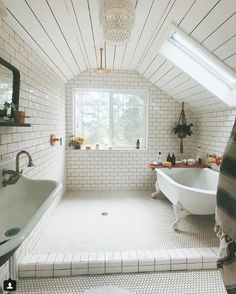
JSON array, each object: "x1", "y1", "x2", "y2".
[{"x1": 67, "y1": 147, "x2": 148, "y2": 151}]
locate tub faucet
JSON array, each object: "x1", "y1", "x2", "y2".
[
  {"x1": 206, "y1": 153, "x2": 222, "y2": 166},
  {"x1": 2, "y1": 150, "x2": 35, "y2": 187}
]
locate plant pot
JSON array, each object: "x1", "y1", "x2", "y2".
[
  {"x1": 0, "y1": 109, "x2": 7, "y2": 117},
  {"x1": 73, "y1": 142, "x2": 81, "y2": 149},
  {"x1": 178, "y1": 132, "x2": 186, "y2": 139},
  {"x1": 15, "y1": 111, "x2": 25, "y2": 124}
]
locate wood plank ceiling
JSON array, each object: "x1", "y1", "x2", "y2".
[{"x1": 2, "y1": 0, "x2": 236, "y2": 111}]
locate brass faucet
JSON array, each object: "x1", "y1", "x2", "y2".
[
  {"x1": 2, "y1": 150, "x2": 34, "y2": 187},
  {"x1": 206, "y1": 153, "x2": 222, "y2": 166}
]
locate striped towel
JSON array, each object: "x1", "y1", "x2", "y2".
[{"x1": 215, "y1": 118, "x2": 236, "y2": 294}]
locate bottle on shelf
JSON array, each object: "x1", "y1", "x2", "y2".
[
  {"x1": 172, "y1": 153, "x2": 176, "y2": 165},
  {"x1": 157, "y1": 152, "x2": 162, "y2": 164},
  {"x1": 136, "y1": 139, "x2": 140, "y2": 149},
  {"x1": 196, "y1": 146, "x2": 202, "y2": 164},
  {"x1": 167, "y1": 152, "x2": 172, "y2": 163}
]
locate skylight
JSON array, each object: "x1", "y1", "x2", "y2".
[
  {"x1": 171, "y1": 32, "x2": 236, "y2": 87},
  {"x1": 158, "y1": 25, "x2": 236, "y2": 107}
]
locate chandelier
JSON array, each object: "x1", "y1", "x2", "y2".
[{"x1": 99, "y1": 0, "x2": 135, "y2": 46}]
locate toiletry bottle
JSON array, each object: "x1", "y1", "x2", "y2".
[
  {"x1": 196, "y1": 146, "x2": 201, "y2": 163},
  {"x1": 167, "y1": 153, "x2": 172, "y2": 163},
  {"x1": 172, "y1": 153, "x2": 176, "y2": 165},
  {"x1": 136, "y1": 139, "x2": 140, "y2": 149},
  {"x1": 157, "y1": 152, "x2": 162, "y2": 164}
]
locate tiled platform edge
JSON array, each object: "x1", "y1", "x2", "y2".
[{"x1": 19, "y1": 247, "x2": 218, "y2": 278}]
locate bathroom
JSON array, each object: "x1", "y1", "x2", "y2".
[{"x1": 0, "y1": 0, "x2": 236, "y2": 293}]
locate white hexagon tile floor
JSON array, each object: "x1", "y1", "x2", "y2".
[
  {"x1": 30, "y1": 190, "x2": 218, "y2": 254},
  {"x1": 16, "y1": 270, "x2": 227, "y2": 293}
]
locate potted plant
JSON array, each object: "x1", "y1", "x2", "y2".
[
  {"x1": 172, "y1": 102, "x2": 193, "y2": 153},
  {"x1": 68, "y1": 136, "x2": 84, "y2": 149},
  {"x1": 172, "y1": 123, "x2": 193, "y2": 138},
  {"x1": 0, "y1": 102, "x2": 11, "y2": 117}
]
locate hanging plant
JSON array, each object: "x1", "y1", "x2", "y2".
[{"x1": 171, "y1": 102, "x2": 193, "y2": 153}]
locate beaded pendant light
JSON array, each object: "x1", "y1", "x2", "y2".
[{"x1": 99, "y1": 0, "x2": 136, "y2": 46}]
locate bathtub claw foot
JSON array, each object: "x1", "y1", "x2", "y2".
[
  {"x1": 172, "y1": 202, "x2": 190, "y2": 230},
  {"x1": 151, "y1": 181, "x2": 160, "y2": 198},
  {"x1": 151, "y1": 190, "x2": 159, "y2": 198}
]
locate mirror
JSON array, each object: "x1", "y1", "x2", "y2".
[{"x1": 0, "y1": 57, "x2": 20, "y2": 118}]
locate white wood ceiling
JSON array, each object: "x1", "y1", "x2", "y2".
[{"x1": 2, "y1": 0, "x2": 236, "y2": 111}]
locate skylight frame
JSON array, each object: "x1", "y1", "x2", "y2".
[
  {"x1": 158, "y1": 24, "x2": 236, "y2": 107},
  {"x1": 169, "y1": 31, "x2": 236, "y2": 88}
]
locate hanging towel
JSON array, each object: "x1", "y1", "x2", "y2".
[{"x1": 215, "y1": 118, "x2": 236, "y2": 294}]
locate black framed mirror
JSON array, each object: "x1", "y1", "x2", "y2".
[{"x1": 0, "y1": 56, "x2": 20, "y2": 118}]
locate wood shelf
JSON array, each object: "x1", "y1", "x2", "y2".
[
  {"x1": 0, "y1": 121, "x2": 31, "y2": 127},
  {"x1": 149, "y1": 162, "x2": 207, "y2": 170}
]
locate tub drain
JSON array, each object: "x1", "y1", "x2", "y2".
[
  {"x1": 101, "y1": 212, "x2": 108, "y2": 216},
  {"x1": 4, "y1": 228, "x2": 21, "y2": 237}
]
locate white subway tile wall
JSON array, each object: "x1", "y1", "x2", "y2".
[
  {"x1": 66, "y1": 71, "x2": 194, "y2": 191},
  {"x1": 0, "y1": 18, "x2": 66, "y2": 284},
  {"x1": 191, "y1": 108, "x2": 236, "y2": 158}
]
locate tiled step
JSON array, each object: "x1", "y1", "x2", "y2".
[{"x1": 18, "y1": 247, "x2": 219, "y2": 278}]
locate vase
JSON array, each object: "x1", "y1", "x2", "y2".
[
  {"x1": 15, "y1": 111, "x2": 25, "y2": 124},
  {"x1": 178, "y1": 132, "x2": 186, "y2": 139}
]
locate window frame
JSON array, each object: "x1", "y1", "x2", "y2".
[{"x1": 72, "y1": 88, "x2": 149, "y2": 150}]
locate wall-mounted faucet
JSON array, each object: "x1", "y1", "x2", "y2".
[{"x1": 2, "y1": 150, "x2": 35, "y2": 187}]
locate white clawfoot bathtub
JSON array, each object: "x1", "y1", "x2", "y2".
[{"x1": 152, "y1": 168, "x2": 219, "y2": 230}]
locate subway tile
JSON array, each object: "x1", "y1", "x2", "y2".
[
  {"x1": 105, "y1": 266, "x2": 122, "y2": 274},
  {"x1": 122, "y1": 266, "x2": 138, "y2": 273},
  {"x1": 72, "y1": 268, "x2": 89, "y2": 276},
  {"x1": 36, "y1": 270, "x2": 53, "y2": 278},
  {"x1": 88, "y1": 267, "x2": 105, "y2": 275},
  {"x1": 53, "y1": 269, "x2": 71, "y2": 277},
  {"x1": 139, "y1": 265, "x2": 155, "y2": 272},
  {"x1": 18, "y1": 270, "x2": 36, "y2": 278},
  {"x1": 155, "y1": 264, "x2": 171, "y2": 271}
]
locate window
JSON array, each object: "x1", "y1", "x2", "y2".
[
  {"x1": 158, "y1": 25, "x2": 236, "y2": 107},
  {"x1": 73, "y1": 89, "x2": 147, "y2": 149}
]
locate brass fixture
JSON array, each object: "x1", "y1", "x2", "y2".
[
  {"x1": 93, "y1": 48, "x2": 110, "y2": 74},
  {"x1": 2, "y1": 150, "x2": 35, "y2": 187},
  {"x1": 50, "y1": 134, "x2": 62, "y2": 146},
  {"x1": 206, "y1": 153, "x2": 222, "y2": 166}
]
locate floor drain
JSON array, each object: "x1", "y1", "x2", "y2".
[
  {"x1": 101, "y1": 212, "x2": 108, "y2": 216},
  {"x1": 4, "y1": 228, "x2": 21, "y2": 237}
]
